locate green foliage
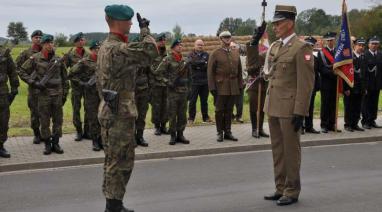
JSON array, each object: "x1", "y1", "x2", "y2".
[
  {"x1": 296, "y1": 8, "x2": 340, "y2": 36},
  {"x1": 7, "y1": 22, "x2": 28, "y2": 44},
  {"x1": 217, "y1": 18, "x2": 257, "y2": 36},
  {"x1": 172, "y1": 24, "x2": 184, "y2": 40},
  {"x1": 350, "y1": 5, "x2": 382, "y2": 39},
  {"x1": 54, "y1": 33, "x2": 70, "y2": 47}
]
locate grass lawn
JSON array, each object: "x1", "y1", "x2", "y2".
[{"x1": 5, "y1": 47, "x2": 375, "y2": 137}]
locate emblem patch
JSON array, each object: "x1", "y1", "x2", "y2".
[{"x1": 304, "y1": 54, "x2": 311, "y2": 61}]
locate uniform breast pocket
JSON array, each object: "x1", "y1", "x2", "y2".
[{"x1": 277, "y1": 56, "x2": 294, "y2": 71}]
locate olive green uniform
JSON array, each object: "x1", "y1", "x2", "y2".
[
  {"x1": 0, "y1": 46, "x2": 19, "y2": 145},
  {"x1": 96, "y1": 30, "x2": 157, "y2": 200},
  {"x1": 135, "y1": 66, "x2": 150, "y2": 137}
]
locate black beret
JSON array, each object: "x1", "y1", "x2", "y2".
[
  {"x1": 304, "y1": 36, "x2": 317, "y2": 46},
  {"x1": 323, "y1": 32, "x2": 337, "y2": 40},
  {"x1": 31, "y1": 30, "x2": 43, "y2": 38},
  {"x1": 72, "y1": 32, "x2": 84, "y2": 43},
  {"x1": 171, "y1": 38, "x2": 182, "y2": 49},
  {"x1": 156, "y1": 33, "x2": 166, "y2": 42}
]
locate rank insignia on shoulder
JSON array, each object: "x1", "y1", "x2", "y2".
[
  {"x1": 304, "y1": 54, "x2": 311, "y2": 61},
  {"x1": 30, "y1": 56, "x2": 34, "y2": 59}
]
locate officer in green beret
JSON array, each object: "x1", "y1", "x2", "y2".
[
  {"x1": 68, "y1": 40, "x2": 102, "y2": 151},
  {"x1": 97, "y1": 4, "x2": 158, "y2": 212},
  {"x1": 16, "y1": 29, "x2": 43, "y2": 144},
  {"x1": 66, "y1": 32, "x2": 90, "y2": 142},
  {"x1": 21, "y1": 34, "x2": 69, "y2": 155}
]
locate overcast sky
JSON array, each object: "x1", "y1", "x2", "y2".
[{"x1": 0, "y1": 0, "x2": 376, "y2": 38}]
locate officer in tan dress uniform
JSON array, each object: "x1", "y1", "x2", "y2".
[{"x1": 261, "y1": 5, "x2": 314, "y2": 206}]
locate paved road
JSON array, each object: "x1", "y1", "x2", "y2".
[{"x1": 1, "y1": 142, "x2": 382, "y2": 212}]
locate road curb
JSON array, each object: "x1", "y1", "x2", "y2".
[{"x1": 1, "y1": 135, "x2": 381, "y2": 172}]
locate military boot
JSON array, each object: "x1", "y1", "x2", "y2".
[
  {"x1": 154, "y1": 124, "x2": 161, "y2": 136},
  {"x1": 51, "y1": 135, "x2": 64, "y2": 154},
  {"x1": 217, "y1": 132, "x2": 224, "y2": 142},
  {"x1": 43, "y1": 138, "x2": 52, "y2": 155},
  {"x1": 136, "y1": 129, "x2": 148, "y2": 147},
  {"x1": 98, "y1": 136, "x2": 104, "y2": 150},
  {"x1": 92, "y1": 138, "x2": 101, "y2": 151},
  {"x1": 176, "y1": 131, "x2": 190, "y2": 144},
  {"x1": 105, "y1": 199, "x2": 134, "y2": 212},
  {"x1": 33, "y1": 128, "x2": 41, "y2": 144},
  {"x1": 0, "y1": 143, "x2": 11, "y2": 158},
  {"x1": 169, "y1": 132, "x2": 177, "y2": 145},
  {"x1": 160, "y1": 123, "x2": 170, "y2": 135},
  {"x1": 74, "y1": 128, "x2": 83, "y2": 141},
  {"x1": 259, "y1": 129, "x2": 269, "y2": 138},
  {"x1": 224, "y1": 131, "x2": 238, "y2": 141}
]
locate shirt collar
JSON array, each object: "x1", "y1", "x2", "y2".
[
  {"x1": 369, "y1": 49, "x2": 377, "y2": 56},
  {"x1": 353, "y1": 51, "x2": 360, "y2": 58},
  {"x1": 280, "y1": 33, "x2": 296, "y2": 45}
]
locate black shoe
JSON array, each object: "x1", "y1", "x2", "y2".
[
  {"x1": 305, "y1": 128, "x2": 320, "y2": 134},
  {"x1": 252, "y1": 130, "x2": 260, "y2": 138},
  {"x1": 217, "y1": 133, "x2": 224, "y2": 142},
  {"x1": 43, "y1": 139, "x2": 52, "y2": 155},
  {"x1": 345, "y1": 126, "x2": 354, "y2": 132},
  {"x1": 276, "y1": 196, "x2": 298, "y2": 206},
  {"x1": 33, "y1": 129, "x2": 41, "y2": 144},
  {"x1": 105, "y1": 199, "x2": 134, "y2": 212},
  {"x1": 74, "y1": 132, "x2": 82, "y2": 141},
  {"x1": 321, "y1": 128, "x2": 329, "y2": 133},
  {"x1": 301, "y1": 128, "x2": 305, "y2": 135},
  {"x1": 160, "y1": 127, "x2": 170, "y2": 135},
  {"x1": 236, "y1": 117, "x2": 244, "y2": 123},
  {"x1": 51, "y1": 136, "x2": 64, "y2": 154},
  {"x1": 0, "y1": 144, "x2": 10, "y2": 158},
  {"x1": 330, "y1": 128, "x2": 342, "y2": 132},
  {"x1": 82, "y1": 132, "x2": 91, "y2": 140},
  {"x1": 259, "y1": 130, "x2": 270, "y2": 137},
  {"x1": 362, "y1": 124, "x2": 372, "y2": 129},
  {"x1": 224, "y1": 132, "x2": 238, "y2": 141},
  {"x1": 371, "y1": 122, "x2": 382, "y2": 128},
  {"x1": 136, "y1": 137, "x2": 149, "y2": 147},
  {"x1": 352, "y1": 125, "x2": 365, "y2": 131},
  {"x1": 92, "y1": 139, "x2": 101, "y2": 151},
  {"x1": 176, "y1": 131, "x2": 190, "y2": 144},
  {"x1": 154, "y1": 127, "x2": 161, "y2": 136},
  {"x1": 169, "y1": 133, "x2": 176, "y2": 145},
  {"x1": 264, "y1": 193, "x2": 283, "y2": 201}
]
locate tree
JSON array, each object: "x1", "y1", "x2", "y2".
[
  {"x1": 172, "y1": 24, "x2": 184, "y2": 40},
  {"x1": 216, "y1": 18, "x2": 257, "y2": 36},
  {"x1": 7, "y1": 22, "x2": 28, "y2": 44},
  {"x1": 54, "y1": 33, "x2": 69, "y2": 47}
]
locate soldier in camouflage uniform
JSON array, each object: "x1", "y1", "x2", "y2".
[
  {"x1": 21, "y1": 34, "x2": 69, "y2": 155},
  {"x1": 155, "y1": 39, "x2": 190, "y2": 145},
  {"x1": 68, "y1": 40, "x2": 102, "y2": 151},
  {"x1": 16, "y1": 30, "x2": 43, "y2": 144},
  {"x1": 97, "y1": 5, "x2": 158, "y2": 212},
  {"x1": 66, "y1": 32, "x2": 90, "y2": 141},
  {"x1": 0, "y1": 45, "x2": 19, "y2": 158},
  {"x1": 150, "y1": 34, "x2": 170, "y2": 136}
]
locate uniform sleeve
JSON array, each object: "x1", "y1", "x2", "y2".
[
  {"x1": 318, "y1": 51, "x2": 337, "y2": 79},
  {"x1": 154, "y1": 57, "x2": 169, "y2": 77},
  {"x1": 20, "y1": 57, "x2": 37, "y2": 85},
  {"x1": 207, "y1": 51, "x2": 217, "y2": 91},
  {"x1": 15, "y1": 50, "x2": 26, "y2": 69},
  {"x1": 7, "y1": 56, "x2": 19, "y2": 91},
  {"x1": 246, "y1": 43, "x2": 263, "y2": 76},
  {"x1": 237, "y1": 55, "x2": 243, "y2": 88},
  {"x1": 294, "y1": 44, "x2": 314, "y2": 116},
  {"x1": 61, "y1": 63, "x2": 69, "y2": 97},
  {"x1": 67, "y1": 61, "x2": 84, "y2": 84}
]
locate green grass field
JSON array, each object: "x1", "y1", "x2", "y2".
[{"x1": 5, "y1": 46, "x2": 372, "y2": 137}]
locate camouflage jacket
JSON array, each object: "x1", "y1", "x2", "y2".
[
  {"x1": 66, "y1": 47, "x2": 89, "y2": 88},
  {"x1": 96, "y1": 29, "x2": 158, "y2": 120},
  {"x1": 16, "y1": 46, "x2": 41, "y2": 94},
  {"x1": 21, "y1": 51, "x2": 69, "y2": 97},
  {"x1": 150, "y1": 51, "x2": 168, "y2": 87},
  {"x1": 136, "y1": 66, "x2": 150, "y2": 92},
  {"x1": 155, "y1": 52, "x2": 190, "y2": 93},
  {"x1": 0, "y1": 46, "x2": 19, "y2": 96},
  {"x1": 68, "y1": 54, "x2": 97, "y2": 89}
]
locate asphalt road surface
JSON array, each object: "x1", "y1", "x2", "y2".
[{"x1": 1, "y1": 142, "x2": 382, "y2": 212}]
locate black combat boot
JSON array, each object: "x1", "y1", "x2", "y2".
[
  {"x1": 259, "y1": 129, "x2": 269, "y2": 138},
  {"x1": 105, "y1": 199, "x2": 134, "y2": 212},
  {"x1": 160, "y1": 123, "x2": 170, "y2": 135},
  {"x1": 136, "y1": 129, "x2": 149, "y2": 147},
  {"x1": 43, "y1": 138, "x2": 52, "y2": 155},
  {"x1": 0, "y1": 143, "x2": 11, "y2": 158},
  {"x1": 169, "y1": 132, "x2": 177, "y2": 145},
  {"x1": 33, "y1": 128, "x2": 41, "y2": 144},
  {"x1": 51, "y1": 135, "x2": 64, "y2": 154},
  {"x1": 224, "y1": 131, "x2": 238, "y2": 141},
  {"x1": 92, "y1": 138, "x2": 101, "y2": 151},
  {"x1": 154, "y1": 124, "x2": 161, "y2": 136},
  {"x1": 217, "y1": 132, "x2": 224, "y2": 142},
  {"x1": 82, "y1": 127, "x2": 91, "y2": 140},
  {"x1": 74, "y1": 128, "x2": 83, "y2": 141},
  {"x1": 176, "y1": 131, "x2": 190, "y2": 144},
  {"x1": 98, "y1": 136, "x2": 104, "y2": 150},
  {"x1": 252, "y1": 129, "x2": 260, "y2": 138}
]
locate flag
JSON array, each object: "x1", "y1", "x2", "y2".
[
  {"x1": 334, "y1": 0, "x2": 354, "y2": 88},
  {"x1": 258, "y1": 32, "x2": 270, "y2": 54}
]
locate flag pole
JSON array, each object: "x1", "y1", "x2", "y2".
[{"x1": 335, "y1": 76, "x2": 339, "y2": 132}]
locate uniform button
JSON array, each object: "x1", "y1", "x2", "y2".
[
  {"x1": 270, "y1": 86, "x2": 274, "y2": 88},
  {"x1": 272, "y1": 77, "x2": 275, "y2": 79}
]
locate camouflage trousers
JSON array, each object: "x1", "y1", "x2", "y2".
[
  {"x1": 0, "y1": 95, "x2": 10, "y2": 144},
  {"x1": 151, "y1": 86, "x2": 168, "y2": 126},
  {"x1": 84, "y1": 89, "x2": 100, "y2": 140},
  {"x1": 168, "y1": 91, "x2": 188, "y2": 133},
  {"x1": 135, "y1": 88, "x2": 150, "y2": 130},
  {"x1": 102, "y1": 117, "x2": 136, "y2": 200},
  {"x1": 27, "y1": 88, "x2": 40, "y2": 131},
  {"x1": 38, "y1": 95, "x2": 63, "y2": 140},
  {"x1": 71, "y1": 85, "x2": 88, "y2": 133}
]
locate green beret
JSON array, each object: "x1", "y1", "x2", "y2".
[
  {"x1": 31, "y1": 30, "x2": 43, "y2": 38},
  {"x1": 72, "y1": 32, "x2": 84, "y2": 43},
  {"x1": 89, "y1": 40, "x2": 100, "y2": 50},
  {"x1": 41, "y1": 34, "x2": 54, "y2": 43},
  {"x1": 105, "y1": 4, "x2": 134, "y2": 21},
  {"x1": 156, "y1": 33, "x2": 166, "y2": 42},
  {"x1": 171, "y1": 38, "x2": 182, "y2": 49}
]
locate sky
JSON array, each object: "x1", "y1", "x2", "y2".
[{"x1": 0, "y1": 0, "x2": 377, "y2": 38}]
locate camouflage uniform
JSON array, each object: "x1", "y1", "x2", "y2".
[
  {"x1": 150, "y1": 49, "x2": 169, "y2": 134},
  {"x1": 68, "y1": 54, "x2": 101, "y2": 150},
  {"x1": 155, "y1": 52, "x2": 190, "y2": 144},
  {"x1": 0, "y1": 46, "x2": 19, "y2": 155},
  {"x1": 135, "y1": 65, "x2": 150, "y2": 146},
  {"x1": 66, "y1": 48, "x2": 90, "y2": 138},
  {"x1": 16, "y1": 45, "x2": 41, "y2": 143},
  {"x1": 96, "y1": 30, "x2": 157, "y2": 200},
  {"x1": 21, "y1": 51, "x2": 69, "y2": 153}
]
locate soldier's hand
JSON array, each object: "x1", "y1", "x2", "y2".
[
  {"x1": 251, "y1": 21, "x2": 267, "y2": 46},
  {"x1": 137, "y1": 13, "x2": 150, "y2": 28},
  {"x1": 291, "y1": 115, "x2": 304, "y2": 132},
  {"x1": 32, "y1": 81, "x2": 46, "y2": 90}
]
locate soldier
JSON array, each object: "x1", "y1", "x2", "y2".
[
  {"x1": 344, "y1": 38, "x2": 367, "y2": 132},
  {"x1": 187, "y1": 39, "x2": 211, "y2": 124},
  {"x1": 21, "y1": 34, "x2": 69, "y2": 155},
  {"x1": 0, "y1": 44, "x2": 19, "y2": 158},
  {"x1": 361, "y1": 36, "x2": 382, "y2": 129},
  {"x1": 68, "y1": 40, "x2": 102, "y2": 151},
  {"x1": 208, "y1": 31, "x2": 242, "y2": 142},
  {"x1": 231, "y1": 41, "x2": 245, "y2": 123},
  {"x1": 246, "y1": 22, "x2": 269, "y2": 138},
  {"x1": 318, "y1": 32, "x2": 340, "y2": 133},
  {"x1": 97, "y1": 5, "x2": 157, "y2": 212},
  {"x1": 150, "y1": 34, "x2": 169, "y2": 136},
  {"x1": 260, "y1": 5, "x2": 314, "y2": 206},
  {"x1": 66, "y1": 32, "x2": 90, "y2": 141},
  {"x1": 302, "y1": 36, "x2": 320, "y2": 134},
  {"x1": 155, "y1": 39, "x2": 190, "y2": 145},
  {"x1": 16, "y1": 30, "x2": 43, "y2": 144}
]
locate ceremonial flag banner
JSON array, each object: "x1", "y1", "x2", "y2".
[
  {"x1": 258, "y1": 32, "x2": 270, "y2": 54},
  {"x1": 334, "y1": 0, "x2": 354, "y2": 88}
]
